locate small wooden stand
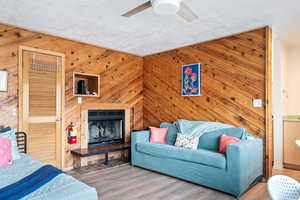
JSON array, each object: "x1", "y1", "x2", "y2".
[{"x1": 71, "y1": 142, "x2": 131, "y2": 165}]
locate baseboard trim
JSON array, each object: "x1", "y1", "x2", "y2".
[
  {"x1": 283, "y1": 163, "x2": 300, "y2": 170},
  {"x1": 273, "y1": 164, "x2": 283, "y2": 170}
]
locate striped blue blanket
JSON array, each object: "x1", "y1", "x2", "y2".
[{"x1": 0, "y1": 165, "x2": 64, "y2": 200}]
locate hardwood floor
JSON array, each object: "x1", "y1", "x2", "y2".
[
  {"x1": 238, "y1": 168, "x2": 300, "y2": 200},
  {"x1": 273, "y1": 168, "x2": 300, "y2": 182},
  {"x1": 70, "y1": 164, "x2": 235, "y2": 200},
  {"x1": 240, "y1": 183, "x2": 270, "y2": 200},
  {"x1": 69, "y1": 164, "x2": 300, "y2": 200}
]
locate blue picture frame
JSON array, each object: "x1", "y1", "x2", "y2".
[{"x1": 181, "y1": 63, "x2": 201, "y2": 96}]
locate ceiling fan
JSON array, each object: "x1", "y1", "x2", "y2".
[{"x1": 121, "y1": 0, "x2": 198, "y2": 22}]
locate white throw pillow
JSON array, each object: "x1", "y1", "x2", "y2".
[{"x1": 175, "y1": 133, "x2": 199, "y2": 150}]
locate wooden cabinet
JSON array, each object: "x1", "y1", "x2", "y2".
[{"x1": 283, "y1": 120, "x2": 300, "y2": 169}]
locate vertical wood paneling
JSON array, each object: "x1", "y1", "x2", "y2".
[
  {"x1": 143, "y1": 27, "x2": 271, "y2": 176},
  {"x1": 0, "y1": 23, "x2": 143, "y2": 169}
]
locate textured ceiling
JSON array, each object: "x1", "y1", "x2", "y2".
[{"x1": 0, "y1": 0, "x2": 300, "y2": 55}]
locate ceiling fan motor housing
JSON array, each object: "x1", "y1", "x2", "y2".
[{"x1": 152, "y1": 0, "x2": 182, "y2": 15}]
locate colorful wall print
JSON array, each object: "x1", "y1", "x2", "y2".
[{"x1": 181, "y1": 63, "x2": 201, "y2": 96}]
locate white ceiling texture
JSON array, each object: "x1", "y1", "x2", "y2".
[{"x1": 0, "y1": 0, "x2": 300, "y2": 55}]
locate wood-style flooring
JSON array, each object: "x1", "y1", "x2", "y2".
[{"x1": 69, "y1": 164, "x2": 300, "y2": 200}]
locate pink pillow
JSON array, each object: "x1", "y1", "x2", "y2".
[
  {"x1": 149, "y1": 127, "x2": 168, "y2": 144},
  {"x1": 0, "y1": 137, "x2": 13, "y2": 167},
  {"x1": 219, "y1": 135, "x2": 240, "y2": 154}
]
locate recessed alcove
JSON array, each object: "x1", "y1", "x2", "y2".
[{"x1": 73, "y1": 72, "x2": 100, "y2": 97}]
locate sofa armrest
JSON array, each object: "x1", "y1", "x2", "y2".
[
  {"x1": 226, "y1": 138, "x2": 263, "y2": 193},
  {"x1": 131, "y1": 130, "x2": 150, "y2": 145},
  {"x1": 131, "y1": 130, "x2": 150, "y2": 165}
]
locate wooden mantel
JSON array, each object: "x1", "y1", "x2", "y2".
[
  {"x1": 76, "y1": 103, "x2": 131, "y2": 167},
  {"x1": 81, "y1": 103, "x2": 131, "y2": 110}
]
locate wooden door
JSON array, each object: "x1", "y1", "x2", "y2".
[{"x1": 19, "y1": 46, "x2": 65, "y2": 168}]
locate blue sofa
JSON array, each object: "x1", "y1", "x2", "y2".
[{"x1": 131, "y1": 123, "x2": 263, "y2": 197}]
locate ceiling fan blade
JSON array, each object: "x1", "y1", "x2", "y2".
[
  {"x1": 121, "y1": 1, "x2": 152, "y2": 17},
  {"x1": 177, "y1": 2, "x2": 198, "y2": 22}
]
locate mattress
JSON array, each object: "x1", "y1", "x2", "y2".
[{"x1": 0, "y1": 153, "x2": 98, "y2": 200}]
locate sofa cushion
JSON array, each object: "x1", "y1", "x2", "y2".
[
  {"x1": 136, "y1": 142, "x2": 226, "y2": 169},
  {"x1": 160, "y1": 122, "x2": 178, "y2": 145},
  {"x1": 198, "y1": 127, "x2": 246, "y2": 151}
]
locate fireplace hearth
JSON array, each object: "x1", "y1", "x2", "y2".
[{"x1": 88, "y1": 110, "x2": 125, "y2": 147}]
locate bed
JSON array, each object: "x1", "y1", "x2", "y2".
[{"x1": 0, "y1": 132, "x2": 98, "y2": 200}]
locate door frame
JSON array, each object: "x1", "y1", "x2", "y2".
[
  {"x1": 18, "y1": 46, "x2": 65, "y2": 169},
  {"x1": 265, "y1": 27, "x2": 273, "y2": 178}
]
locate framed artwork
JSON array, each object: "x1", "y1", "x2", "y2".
[
  {"x1": 181, "y1": 63, "x2": 201, "y2": 96},
  {"x1": 0, "y1": 69, "x2": 8, "y2": 92}
]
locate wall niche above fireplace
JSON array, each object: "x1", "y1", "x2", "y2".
[
  {"x1": 73, "y1": 72, "x2": 100, "y2": 97},
  {"x1": 88, "y1": 110, "x2": 125, "y2": 147}
]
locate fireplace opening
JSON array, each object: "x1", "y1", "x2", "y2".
[{"x1": 88, "y1": 110, "x2": 125, "y2": 147}]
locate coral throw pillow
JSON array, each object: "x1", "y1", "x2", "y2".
[
  {"x1": 219, "y1": 135, "x2": 240, "y2": 154},
  {"x1": 149, "y1": 127, "x2": 168, "y2": 144},
  {"x1": 0, "y1": 137, "x2": 13, "y2": 167}
]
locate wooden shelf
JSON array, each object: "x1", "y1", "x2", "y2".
[
  {"x1": 73, "y1": 94, "x2": 99, "y2": 98},
  {"x1": 71, "y1": 142, "x2": 131, "y2": 157},
  {"x1": 73, "y1": 72, "x2": 100, "y2": 97},
  {"x1": 71, "y1": 142, "x2": 131, "y2": 165}
]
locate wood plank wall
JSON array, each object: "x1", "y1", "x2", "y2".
[
  {"x1": 0, "y1": 23, "x2": 271, "y2": 172},
  {"x1": 143, "y1": 28, "x2": 270, "y2": 171},
  {"x1": 0, "y1": 23, "x2": 143, "y2": 169}
]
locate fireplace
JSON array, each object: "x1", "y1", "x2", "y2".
[{"x1": 88, "y1": 110, "x2": 125, "y2": 147}]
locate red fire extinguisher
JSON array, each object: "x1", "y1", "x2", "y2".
[{"x1": 68, "y1": 122, "x2": 77, "y2": 144}]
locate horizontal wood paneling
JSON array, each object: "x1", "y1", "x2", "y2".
[{"x1": 0, "y1": 23, "x2": 143, "y2": 169}]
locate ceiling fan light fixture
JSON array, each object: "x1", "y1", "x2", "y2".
[{"x1": 152, "y1": 0, "x2": 181, "y2": 16}]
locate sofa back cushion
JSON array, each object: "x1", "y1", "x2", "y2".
[
  {"x1": 175, "y1": 119, "x2": 233, "y2": 137},
  {"x1": 198, "y1": 127, "x2": 246, "y2": 151},
  {"x1": 160, "y1": 122, "x2": 178, "y2": 145},
  {"x1": 0, "y1": 137, "x2": 13, "y2": 167}
]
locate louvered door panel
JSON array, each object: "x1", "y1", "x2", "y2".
[
  {"x1": 28, "y1": 122, "x2": 57, "y2": 166},
  {"x1": 29, "y1": 70, "x2": 56, "y2": 116}
]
